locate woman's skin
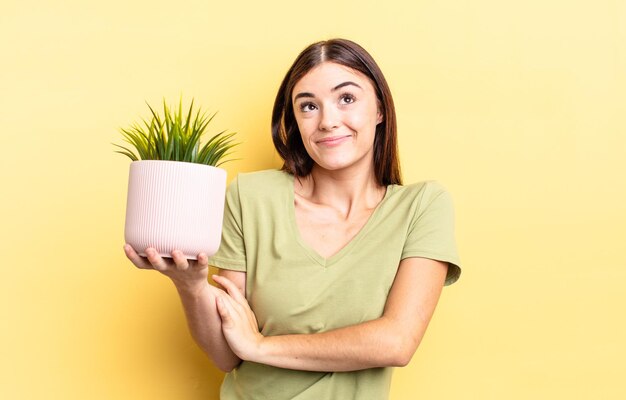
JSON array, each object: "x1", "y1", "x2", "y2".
[
  {"x1": 291, "y1": 61, "x2": 387, "y2": 260},
  {"x1": 124, "y1": 61, "x2": 449, "y2": 373},
  {"x1": 123, "y1": 246, "x2": 244, "y2": 372}
]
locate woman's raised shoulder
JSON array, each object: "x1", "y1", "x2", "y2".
[
  {"x1": 233, "y1": 169, "x2": 292, "y2": 198},
  {"x1": 395, "y1": 180, "x2": 450, "y2": 203}
]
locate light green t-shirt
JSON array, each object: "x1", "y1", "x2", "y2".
[{"x1": 208, "y1": 169, "x2": 461, "y2": 400}]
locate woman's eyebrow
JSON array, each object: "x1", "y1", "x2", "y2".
[
  {"x1": 332, "y1": 81, "x2": 362, "y2": 91},
  {"x1": 294, "y1": 81, "x2": 363, "y2": 101}
]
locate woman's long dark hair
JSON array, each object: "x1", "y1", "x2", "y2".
[{"x1": 271, "y1": 38, "x2": 402, "y2": 186}]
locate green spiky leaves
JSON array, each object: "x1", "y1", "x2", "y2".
[{"x1": 112, "y1": 97, "x2": 239, "y2": 166}]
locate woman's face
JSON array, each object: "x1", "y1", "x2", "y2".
[{"x1": 291, "y1": 62, "x2": 383, "y2": 174}]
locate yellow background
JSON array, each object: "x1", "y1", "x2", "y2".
[{"x1": 1, "y1": 0, "x2": 624, "y2": 398}]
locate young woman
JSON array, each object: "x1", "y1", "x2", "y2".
[{"x1": 124, "y1": 38, "x2": 461, "y2": 400}]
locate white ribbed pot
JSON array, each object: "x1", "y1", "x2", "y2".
[{"x1": 124, "y1": 160, "x2": 227, "y2": 260}]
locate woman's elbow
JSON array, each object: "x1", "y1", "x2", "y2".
[
  {"x1": 390, "y1": 335, "x2": 420, "y2": 367},
  {"x1": 219, "y1": 364, "x2": 235, "y2": 373},
  {"x1": 216, "y1": 358, "x2": 242, "y2": 373},
  {"x1": 393, "y1": 350, "x2": 413, "y2": 367}
]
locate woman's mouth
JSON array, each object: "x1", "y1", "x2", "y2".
[{"x1": 316, "y1": 135, "x2": 352, "y2": 146}]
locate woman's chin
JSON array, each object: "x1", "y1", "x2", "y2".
[{"x1": 314, "y1": 159, "x2": 359, "y2": 173}]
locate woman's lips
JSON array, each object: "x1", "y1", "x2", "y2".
[{"x1": 316, "y1": 135, "x2": 352, "y2": 146}]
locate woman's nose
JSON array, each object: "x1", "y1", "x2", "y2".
[{"x1": 318, "y1": 105, "x2": 340, "y2": 131}]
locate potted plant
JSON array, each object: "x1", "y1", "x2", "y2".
[{"x1": 112, "y1": 97, "x2": 238, "y2": 260}]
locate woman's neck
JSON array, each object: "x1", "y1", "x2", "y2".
[{"x1": 294, "y1": 165, "x2": 386, "y2": 219}]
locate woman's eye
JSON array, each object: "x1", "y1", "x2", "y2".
[
  {"x1": 299, "y1": 102, "x2": 317, "y2": 112},
  {"x1": 340, "y1": 93, "x2": 356, "y2": 104}
]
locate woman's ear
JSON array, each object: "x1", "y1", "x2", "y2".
[{"x1": 377, "y1": 104, "x2": 384, "y2": 125}]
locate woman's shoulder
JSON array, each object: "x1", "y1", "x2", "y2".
[
  {"x1": 392, "y1": 180, "x2": 450, "y2": 203},
  {"x1": 231, "y1": 168, "x2": 292, "y2": 197}
]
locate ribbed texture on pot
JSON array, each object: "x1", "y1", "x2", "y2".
[{"x1": 124, "y1": 160, "x2": 227, "y2": 260}]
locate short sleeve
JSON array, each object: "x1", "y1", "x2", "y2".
[
  {"x1": 401, "y1": 181, "x2": 462, "y2": 286},
  {"x1": 207, "y1": 177, "x2": 246, "y2": 271}
]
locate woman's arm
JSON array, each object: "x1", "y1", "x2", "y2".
[
  {"x1": 124, "y1": 245, "x2": 245, "y2": 373},
  {"x1": 213, "y1": 256, "x2": 448, "y2": 372},
  {"x1": 176, "y1": 268, "x2": 246, "y2": 372}
]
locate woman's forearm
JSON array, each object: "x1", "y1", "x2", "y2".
[
  {"x1": 251, "y1": 316, "x2": 412, "y2": 372},
  {"x1": 213, "y1": 273, "x2": 420, "y2": 372},
  {"x1": 248, "y1": 258, "x2": 444, "y2": 372},
  {"x1": 175, "y1": 283, "x2": 242, "y2": 372},
  {"x1": 213, "y1": 258, "x2": 443, "y2": 373}
]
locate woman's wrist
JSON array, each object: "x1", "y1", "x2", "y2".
[
  {"x1": 248, "y1": 336, "x2": 269, "y2": 364},
  {"x1": 173, "y1": 279, "x2": 211, "y2": 298}
]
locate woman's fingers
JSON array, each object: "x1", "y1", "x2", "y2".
[
  {"x1": 125, "y1": 244, "x2": 209, "y2": 277},
  {"x1": 145, "y1": 248, "x2": 168, "y2": 271},
  {"x1": 124, "y1": 244, "x2": 153, "y2": 269},
  {"x1": 214, "y1": 288, "x2": 263, "y2": 360},
  {"x1": 171, "y1": 250, "x2": 189, "y2": 271},
  {"x1": 216, "y1": 296, "x2": 227, "y2": 319},
  {"x1": 195, "y1": 253, "x2": 209, "y2": 269},
  {"x1": 212, "y1": 275, "x2": 246, "y2": 303},
  {"x1": 216, "y1": 293, "x2": 238, "y2": 328},
  {"x1": 212, "y1": 275, "x2": 258, "y2": 331}
]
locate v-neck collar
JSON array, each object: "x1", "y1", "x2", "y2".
[{"x1": 284, "y1": 171, "x2": 394, "y2": 267}]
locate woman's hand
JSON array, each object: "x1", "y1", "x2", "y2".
[
  {"x1": 123, "y1": 244, "x2": 210, "y2": 293},
  {"x1": 212, "y1": 274, "x2": 264, "y2": 361}
]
